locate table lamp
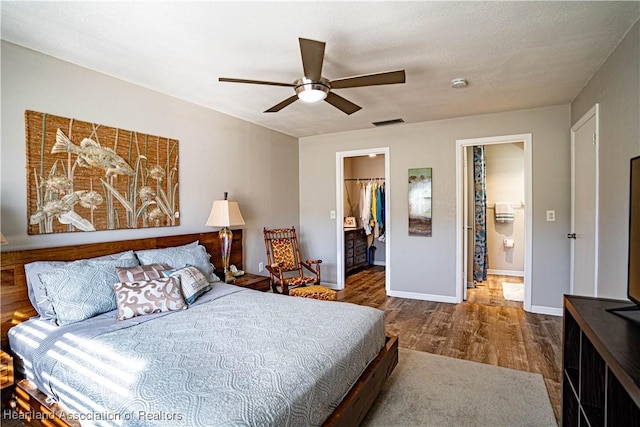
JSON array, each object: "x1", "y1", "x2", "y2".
[{"x1": 205, "y1": 193, "x2": 245, "y2": 283}]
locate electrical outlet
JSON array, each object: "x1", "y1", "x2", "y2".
[
  {"x1": 258, "y1": 262, "x2": 264, "y2": 273},
  {"x1": 546, "y1": 210, "x2": 556, "y2": 222}
]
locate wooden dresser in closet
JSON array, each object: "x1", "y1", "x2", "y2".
[{"x1": 345, "y1": 228, "x2": 367, "y2": 277}]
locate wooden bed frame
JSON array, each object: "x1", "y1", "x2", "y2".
[{"x1": 0, "y1": 231, "x2": 398, "y2": 427}]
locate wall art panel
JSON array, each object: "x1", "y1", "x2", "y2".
[
  {"x1": 26, "y1": 111, "x2": 180, "y2": 234},
  {"x1": 408, "y1": 167, "x2": 432, "y2": 236}
]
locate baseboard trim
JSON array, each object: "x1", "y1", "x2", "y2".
[
  {"x1": 373, "y1": 261, "x2": 386, "y2": 266},
  {"x1": 387, "y1": 290, "x2": 458, "y2": 304},
  {"x1": 488, "y1": 269, "x2": 524, "y2": 277},
  {"x1": 321, "y1": 282, "x2": 338, "y2": 290},
  {"x1": 530, "y1": 305, "x2": 563, "y2": 316}
]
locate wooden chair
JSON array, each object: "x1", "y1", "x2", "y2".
[{"x1": 263, "y1": 226, "x2": 322, "y2": 294}]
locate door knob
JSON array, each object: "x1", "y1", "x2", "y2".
[{"x1": 567, "y1": 233, "x2": 577, "y2": 239}]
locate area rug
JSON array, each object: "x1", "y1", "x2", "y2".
[
  {"x1": 362, "y1": 348, "x2": 557, "y2": 427},
  {"x1": 502, "y1": 281, "x2": 524, "y2": 301}
]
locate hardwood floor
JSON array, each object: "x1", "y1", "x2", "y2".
[{"x1": 338, "y1": 266, "x2": 563, "y2": 423}]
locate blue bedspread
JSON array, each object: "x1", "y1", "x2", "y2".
[{"x1": 9, "y1": 284, "x2": 386, "y2": 426}]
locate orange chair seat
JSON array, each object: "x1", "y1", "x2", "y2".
[{"x1": 289, "y1": 285, "x2": 337, "y2": 301}]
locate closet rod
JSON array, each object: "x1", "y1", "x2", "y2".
[{"x1": 344, "y1": 177, "x2": 385, "y2": 181}]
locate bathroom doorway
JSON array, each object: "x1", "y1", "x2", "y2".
[
  {"x1": 456, "y1": 134, "x2": 532, "y2": 311},
  {"x1": 335, "y1": 148, "x2": 390, "y2": 293}
]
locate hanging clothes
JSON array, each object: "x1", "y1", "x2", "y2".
[
  {"x1": 361, "y1": 182, "x2": 373, "y2": 235},
  {"x1": 378, "y1": 183, "x2": 385, "y2": 241},
  {"x1": 371, "y1": 182, "x2": 379, "y2": 238},
  {"x1": 376, "y1": 183, "x2": 383, "y2": 231}
]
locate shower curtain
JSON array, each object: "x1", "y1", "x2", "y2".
[{"x1": 473, "y1": 146, "x2": 488, "y2": 282}]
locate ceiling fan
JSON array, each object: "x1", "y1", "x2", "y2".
[{"x1": 219, "y1": 38, "x2": 406, "y2": 115}]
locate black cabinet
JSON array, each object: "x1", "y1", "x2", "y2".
[
  {"x1": 562, "y1": 296, "x2": 640, "y2": 426},
  {"x1": 345, "y1": 228, "x2": 367, "y2": 277}
]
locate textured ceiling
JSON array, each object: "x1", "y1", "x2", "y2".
[{"x1": 2, "y1": 1, "x2": 639, "y2": 138}]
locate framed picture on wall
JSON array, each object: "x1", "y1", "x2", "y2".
[
  {"x1": 408, "y1": 167, "x2": 432, "y2": 236},
  {"x1": 25, "y1": 110, "x2": 180, "y2": 235}
]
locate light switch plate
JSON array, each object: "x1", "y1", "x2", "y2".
[
  {"x1": 330, "y1": 210, "x2": 336, "y2": 219},
  {"x1": 546, "y1": 210, "x2": 556, "y2": 222}
]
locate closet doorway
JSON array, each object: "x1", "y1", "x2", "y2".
[
  {"x1": 335, "y1": 148, "x2": 390, "y2": 292},
  {"x1": 455, "y1": 134, "x2": 532, "y2": 312}
]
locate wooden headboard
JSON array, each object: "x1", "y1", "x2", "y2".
[{"x1": 0, "y1": 230, "x2": 243, "y2": 348}]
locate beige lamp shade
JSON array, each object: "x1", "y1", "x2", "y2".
[
  {"x1": 205, "y1": 200, "x2": 245, "y2": 228},
  {"x1": 0, "y1": 232, "x2": 7, "y2": 245}
]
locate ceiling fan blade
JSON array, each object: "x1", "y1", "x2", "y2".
[
  {"x1": 324, "y1": 92, "x2": 362, "y2": 115},
  {"x1": 299, "y1": 38, "x2": 325, "y2": 81},
  {"x1": 329, "y1": 69, "x2": 406, "y2": 89},
  {"x1": 264, "y1": 95, "x2": 299, "y2": 113},
  {"x1": 219, "y1": 77, "x2": 295, "y2": 87}
]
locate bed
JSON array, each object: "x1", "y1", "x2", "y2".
[{"x1": 0, "y1": 231, "x2": 398, "y2": 426}]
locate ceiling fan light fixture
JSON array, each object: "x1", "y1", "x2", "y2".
[{"x1": 295, "y1": 77, "x2": 330, "y2": 103}]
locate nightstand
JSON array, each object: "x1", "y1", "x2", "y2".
[
  {"x1": 231, "y1": 273, "x2": 270, "y2": 292},
  {"x1": 1, "y1": 348, "x2": 14, "y2": 409}
]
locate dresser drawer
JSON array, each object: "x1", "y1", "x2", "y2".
[{"x1": 345, "y1": 228, "x2": 368, "y2": 277}]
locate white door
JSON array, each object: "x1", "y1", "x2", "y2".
[{"x1": 570, "y1": 104, "x2": 599, "y2": 297}]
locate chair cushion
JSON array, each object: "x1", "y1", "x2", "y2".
[
  {"x1": 271, "y1": 238, "x2": 297, "y2": 270},
  {"x1": 289, "y1": 285, "x2": 337, "y2": 301},
  {"x1": 283, "y1": 276, "x2": 317, "y2": 287}
]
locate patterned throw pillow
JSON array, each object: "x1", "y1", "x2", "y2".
[
  {"x1": 25, "y1": 250, "x2": 138, "y2": 321},
  {"x1": 116, "y1": 264, "x2": 168, "y2": 282},
  {"x1": 38, "y1": 257, "x2": 139, "y2": 326},
  {"x1": 162, "y1": 266, "x2": 211, "y2": 304},
  {"x1": 135, "y1": 242, "x2": 220, "y2": 283},
  {"x1": 114, "y1": 277, "x2": 187, "y2": 321}
]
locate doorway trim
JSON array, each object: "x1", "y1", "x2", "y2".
[
  {"x1": 455, "y1": 134, "x2": 533, "y2": 312},
  {"x1": 336, "y1": 147, "x2": 391, "y2": 292}
]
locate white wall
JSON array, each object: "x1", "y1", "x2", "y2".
[
  {"x1": 0, "y1": 42, "x2": 300, "y2": 275},
  {"x1": 485, "y1": 142, "x2": 525, "y2": 274},
  {"x1": 571, "y1": 20, "x2": 640, "y2": 300},
  {"x1": 300, "y1": 105, "x2": 571, "y2": 310}
]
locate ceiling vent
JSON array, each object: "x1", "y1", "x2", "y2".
[{"x1": 372, "y1": 118, "x2": 405, "y2": 127}]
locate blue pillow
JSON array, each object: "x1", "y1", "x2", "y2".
[
  {"x1": 25, "y1": 250, "x2": 138, "y2": 321},
  {"x1": 38, "y1": 257, "x2": 139, "y2": 326},
  {"x1": 135, "y1": 242, "x2": 220, "y2": 283},
  {"x1": 162, "y1": 266, "x2": 212, "y2": 304}
]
